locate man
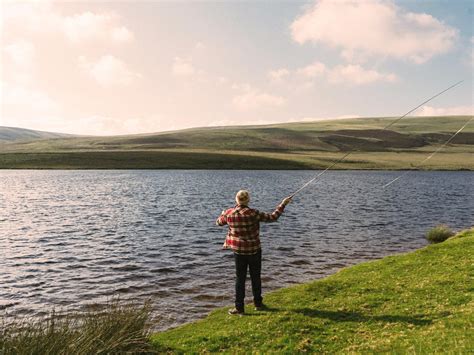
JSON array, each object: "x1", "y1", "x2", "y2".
[{"x1": 216, "y1": 189, "x2": 292, "y2": 315}]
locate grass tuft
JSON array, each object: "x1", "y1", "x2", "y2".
[
  {"x1": 0, "y1": 301, "x2": 157, "y2": 354},
  {"x1": 425, "y1": 224, "x2": 455, "y2": 243}
]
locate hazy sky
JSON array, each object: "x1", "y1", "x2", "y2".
[{"x1": 1, "y1": 0, "x2": 473, "y2": 135}]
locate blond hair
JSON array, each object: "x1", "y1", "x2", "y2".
[{"x1": 235, "y1": 190, "x2": 250, "y2": 205}]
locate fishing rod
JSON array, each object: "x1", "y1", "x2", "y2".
[
  {"x1": 288, "y1": 80, "x2": 464, "y2": 198},
  {"x1": 383, "y1": 115, "x2": 473, "y2": 188}
]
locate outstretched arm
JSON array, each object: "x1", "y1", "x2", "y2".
[{"x1": 257, "y1": 197, "x2": 292, "y2": 222}]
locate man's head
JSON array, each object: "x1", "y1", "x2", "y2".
[{"x1": 235, "y1": 190, "x2": 250, "y2": 206}]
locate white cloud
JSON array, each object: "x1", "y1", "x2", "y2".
[
  {"x1": 79, "y1": 55, "x2": 141, "y2": 87},
  {"x1": 268, "y1": 68, "x2": 290, "y2": 82},
  {"x1": 111, "y1": 26, "x2": 134, "y2": 43},
  {"x1": 194, "y1": 42, "x2": 206, "y2": 50},
  {"x1": 232, "y1": 85, "x2": 286, "y2": 110},
  {"x1": 3, "y1": 40, "x2": 35, "y2": 68},
  {"x1": 2, "y1": 81, "x2": 60, "y2": 113},
  {"x1": 216, "y1": 76, "x2": 228, "y2": 85},
  {"x1": 291, "y1": 0, "x2": 458, "y2": 64},
  {"x1": 296, "y1": 61, "x2": 326, "y2": 78},
  {"x1": 172, "y1": 57, "x2": 195, "y2": 76},
  {"x1": 63, "y1": 12, "x2": 133, "y2": 44},
  {"x1": 2, "y1": 39, "x2": 36, "y2": 84},
  {"x1": 327, "y1": 64, "x2": 397, "y2": 85},
  {"x1": 415, "y1": 105, "x2": 473, "y2": 116},
  {"x1": 4, "y1": 2, "x2": 134, "y2": 45},
  {"x1": 293, "y1": 61, "x2": 397, "y2": 86}
]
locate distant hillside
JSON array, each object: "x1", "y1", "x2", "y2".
[
  {"x1": 0, "y1": 126, "x2": 76, "y2": 142},
  {"x1": 0, "y1": 116, "x2": 472, "y2": 170},
  {"x1": 1, "y1": 116, "x2": 472, "y2": 152}
]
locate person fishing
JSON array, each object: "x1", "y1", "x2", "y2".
[{"x1": 216, "y1": 190, "x2": 292, "y2": 315}]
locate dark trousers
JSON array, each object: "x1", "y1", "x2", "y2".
[{"x1": 234, "y1": 249, "x2": 263, "y2": 311}]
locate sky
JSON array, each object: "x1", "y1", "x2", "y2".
[{"x1": 1, "y1": 0, "x2": 473, "y2": 135}]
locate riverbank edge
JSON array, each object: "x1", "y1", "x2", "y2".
[{"x1": 150, "y1": 228, "x2": 474, "y2": 353}]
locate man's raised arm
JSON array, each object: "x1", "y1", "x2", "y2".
[{"x1": 257, "y1": 197, "x2": 291, "y2": 222}]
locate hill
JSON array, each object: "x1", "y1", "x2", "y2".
[
  {"x1": 151, "y1": 228, "x2": 474, "y2": 353},
  {"x1": 0, "y1": 116, "x2": 473, "y2": 169},
  {"x1": 0, "y1": 126, "x2": 76, "y2": 142}
]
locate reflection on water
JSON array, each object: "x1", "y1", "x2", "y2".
[{"x1": 0, "y1": 170, "x2": 473, "y2": 329}]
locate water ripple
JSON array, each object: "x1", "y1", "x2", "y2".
[{"x1": 0, "y1": 170, "x2": 473, "y2": 330}]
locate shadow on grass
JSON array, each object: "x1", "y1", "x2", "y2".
[{"x1": 294, "y1": 308, "x2": 433, "y2": 326}]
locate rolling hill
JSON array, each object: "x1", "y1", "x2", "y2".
[
  {"x1": 0, "y1": 116, "x2": 472, "y2": 169},
  {"x1": 0, "y1": 126, "x2": 76, "y2": 142}
]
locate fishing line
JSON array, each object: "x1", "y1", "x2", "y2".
[
  {"x1": 289, "y1": 80, "x2": 464, "y2": 198},
  {"x1": 383, "y1": 115, "x2": 473, "y2": 188}
]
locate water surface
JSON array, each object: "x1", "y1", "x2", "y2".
[{"x1": 1, "y1": 170, "x2": 472, "y2": 329}]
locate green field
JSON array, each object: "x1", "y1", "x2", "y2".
[
  {"x1": 151, "y1": 228, "x2": 474, "y2": 353},
  {"x1": 1, "y1": 116, "x2": 473, "y2": 169}
]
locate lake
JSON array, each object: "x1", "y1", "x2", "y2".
[{"x1": 1, "y1": 170, "x2": 472, "y2": 330}]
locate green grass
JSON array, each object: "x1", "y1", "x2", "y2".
[
  {"x1": 151, "y1": 228, "x2": 474, "y2": 353},
  {"x1": 0, "y1": 149, "x2": 472, "y2": 170},
  {"x1": 0, "y1": 302, "x2": 155, "y2": 354},
  {"x1": 0, "y1": 115, "x2": 472, "y2": 169}
]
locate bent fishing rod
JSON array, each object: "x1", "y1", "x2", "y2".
[{"x1": 288, "y1": 80, "x2": 464, "y2": 199}]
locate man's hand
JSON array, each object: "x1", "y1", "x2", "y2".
[
  {"x1": 216, "y1": 210, "x2": 227, "y2": 226},
  {"x1": 281, "y1": 196, "x2": 292, "y2": 206}
]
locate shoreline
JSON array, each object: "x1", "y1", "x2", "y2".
[
  {"x1": 151, "y1": 229, "x2": 474, "y2": 352},
  {"x1": 2, "y1": 229, "x2": 472, "y2": 353}
]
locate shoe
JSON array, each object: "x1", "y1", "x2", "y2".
[
  {"x1": 228, "y1": 308, "x2": 244, "y2": 315},
  {"x1": 254, "y1": 304, "x2": 267, "y2": 311}
]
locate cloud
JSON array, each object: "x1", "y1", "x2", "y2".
[
  {"x1": 232, "y1": 85, "x2": 286, "y2": 110},
  {"x1": 63, "y1": 12, "x2": 133, "y2": 44},
  {"x1": 415, "y1": 105, "x2": 473, "y2": 116},
  {"x1": 268, "y1": 68, "x2": 290, "y2": 82},
  {"x1": 293, "y1": 61, "x2": 397, "y2": 85},
  {"x1": 216, "y1": 76, "x2": 228, "y2": 85},
  {"x1": 291, "y1": 0, "x2": 457, "y2": 64},
  {"x1": 4, "y1": 2, "x2": 134, "y2": 45},
  {"x1": 79, "y1": 55, "x2": 141, "y2": 87},
  {"x1": 172, "y1": 57, "x2": 195, "y2": 76},
  {"x1": 3, "y1": 40, "x2": 35, "y2": 68},
  {"x1": 327, "y1": 64, "x2": 397, "y2": 85},
  {"x1": 3, "y1": 39, "x2": 36, "y2": 84},
  {"x1": 296, "y1": 61, "x2": 326, "y2": 78},
  {"x1": 194, "y1": 42, "x2": 206, "y2": 50},
  {"x1": 2, "y1": 81, "x2": 60, "y2": 114}
]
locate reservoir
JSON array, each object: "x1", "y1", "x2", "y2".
[{"x1": 1, "y1": 170, "x2": 472, "y2": 330}]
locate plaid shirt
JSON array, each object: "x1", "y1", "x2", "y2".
[{"x1": 216, "y1": 203, "x2": 286, "y2": 255}]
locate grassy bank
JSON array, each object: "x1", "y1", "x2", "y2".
[
  {"x1": 1, "y1": 116, "x2": 473, "y2": 169},
  {"x1": 151, "y1": 228, "x2": 474, "y2": 353}
]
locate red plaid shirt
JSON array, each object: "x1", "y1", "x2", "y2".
[{"x1": 216, "y1": 203, "x2": 286, "y2": 255}]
